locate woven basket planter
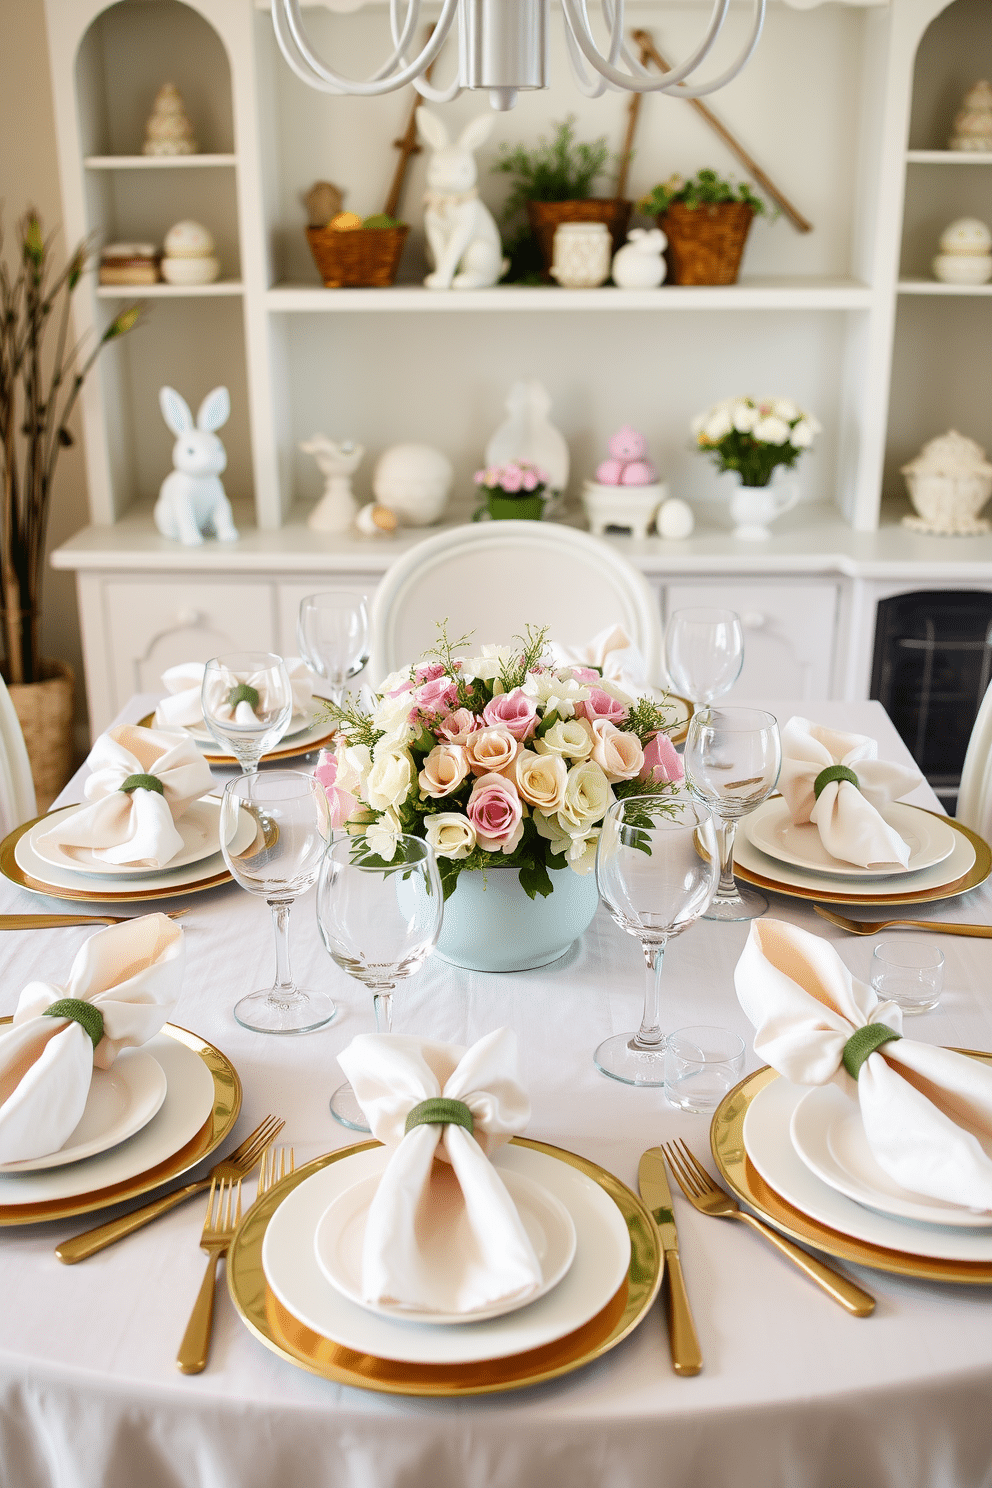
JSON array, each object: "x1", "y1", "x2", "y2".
[
  {"x1": 658, "y1": 202, "x2": 755, "y2": 285},
  {"x1": 526, "y1": 199, "x2": 632, "y2": 274},
  {"x1": 306, "y1": 225, "x2": 409, "y2": 288},
  {"x1": 6, "y1": 660, "x2": 75, "y2": 812}
]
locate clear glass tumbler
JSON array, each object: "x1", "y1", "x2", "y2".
[
  {"x1": 870, "y1": 939, "x2": 944, "y2": 1015},
  {"x1": 664, "y1": 1026, "x2": 746, "y2": 1113}
]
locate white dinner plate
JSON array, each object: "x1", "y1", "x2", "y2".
[
  {"x1": 29, "y1": 796, "x2": 255, "y2": 878},
  {"x1": 742, "y1": 798, "x2": 957, "y2": 879},
  {"x1": 742, "y1": 1076, "x2": 992, "y2": 1260},
  {"x1": 0, "y1": 1049, "x2": 167, "y2": 1174},
  {"x1": 0, "y1": 1033, "x2": 216, "y2": 1203},
  {"x1": 263, "y1": 1143, "x2": 631, "y2": 1365},
  {"x1": 733, "y1": 818, "x2": 977, "y2": 901},
  {"x1": 789, "y1": 1083, "x2": 992, "y2": 1227},
  {"x1": 183, "y1": 698, "x2": 322, "y2": 746},
  {"x1": 313, "y1": 1166, "x2": 577, "y2": 1324}
]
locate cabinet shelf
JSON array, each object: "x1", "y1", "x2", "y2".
[
  {"x1": 84, "y1": 154, "x2": 237, "y2": 169},
  {"x1": 96, "y1": 280, "x2": 244, "y2": 299},
  {"x1": 906, "y1": 150, "x2": 992, "y2": 165},
  {"x1": 897, "y1": 278, "x2": 992, "y2": 296}
]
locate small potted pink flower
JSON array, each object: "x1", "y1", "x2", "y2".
[{"x1": 472, "y1": 460, "x2": 550, "y2": 522}]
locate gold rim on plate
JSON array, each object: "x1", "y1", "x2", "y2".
[
  {"x1": 662, "y1": 693, "x2": 693, "y2": 746},
  {"x1": 227, "y1": 1136, "x2": 663, "y2": 1396},
  {"x1": 0, "y1": 809, "x2": 235, "y2": 903},
  {"x1": 710, "y1": 1056, "x2": 992, "y2": 1284},
  {"x1": 734, "y1": 811, "x2": 990, "y2": 907},
  {"x1": 0, "y1": 1021, "x2": 241, "y2": 1226},
  {"x1": 138, "y1": 712, "x2": 337, "y2": 765}
]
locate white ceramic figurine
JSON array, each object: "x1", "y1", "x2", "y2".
[
  {"x1": 300, "y1": 435, "x2": 364, "y2": 533},
  {"x1": 154, "y1": 385, "x2": 238, "y2": 546},
  {"x1": 416, "y1": 108, "x2": 507, "y2": 291}
]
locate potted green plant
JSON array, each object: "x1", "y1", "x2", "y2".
[
  {"x1": 0, "y1": 211, "x2": 141, "y2": 804},
  {"x1": 638, "y1": 170, "x2": 767, "y2": 285},
  {"x1": 492, "y1": 117, "x2": 629, "y2": 280},
  {"x1": 472, "y1": 461, "x2": 550, "y2": 521}
]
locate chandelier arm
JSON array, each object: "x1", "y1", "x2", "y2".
[
  {"x1": 273, "y1": 0, "x2": 458, "y2": 97},
  {"x1": 412, "y1": 73, "x2": 463, "y2": 103},
  {"x1": 387, "y1": 0, "x2": 421, "y2": 56},
  {"x1": 271, "y1": 0, "x2": 343, "y2": 92},
  {"x1": 283, "y1": 0, "x2": 412, "y2": 86},
  {"x1": 561, "y1": 0, "x2": 612, "y2": 98},
  {"x1": 561, "y1": 0, "x2": 732, "y2": 92},
  {"x1": 662, "y1": 0, "x2": 766, "y2": 99}
]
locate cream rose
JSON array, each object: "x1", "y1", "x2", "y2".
[
  {"x1": 533, "y1": 808, "x2": 571, "y2": 856},
  {"x1": 424, "y1": 812, "x2": 477, "y2": 860},
  {"x1": 334, "y1": 742, "x2": 372, "y2": 796},
  {"x1": 590, "y1": 720, "x2": 644, "y2": 782},
  {"x1": 365, "y1": 749, "x2": 414, "y2": 812},
  {"x1": 465, "y1": 726, "x2": 519, "y2": 777},
  {"x1": 558, "y1": 760, "x2": 614, "y2": 832},
  {"x1": 418, "y1": 743, "x2": 470, "y2": 799},
  {"x1": 511, "y1": 749, "x2": 567, "y2": 812},
  {"x1": 566, "y1": 826, "x2": 601, "y2": 875},
  {"x1": 366, "y1": 807, "x2": 402, "y2": 861},
  {"x1": 534, "y1": 717, "x2": 595, "y2": 761}
]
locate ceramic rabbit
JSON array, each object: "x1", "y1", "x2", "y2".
[
  {"x1": 416, "y1": 108, "x2": 507, "y2": 291},
  {"x1": 155, "y1": 386, "x2": 238, "y2": 546}
]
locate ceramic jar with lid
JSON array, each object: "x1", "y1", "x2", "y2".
[{"x1": 549, "y1": 222, "x2": 612, "y2": 288}]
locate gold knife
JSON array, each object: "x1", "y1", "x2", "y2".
[
  {"x1": 0, "y1": 911, "x2": 190, "y2": 929},
  {"x1": 638, "y1": 1147, "x2": 702, "y2": 1376}
]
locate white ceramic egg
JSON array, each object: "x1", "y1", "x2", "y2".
[
  {"x1": 163, "y1": 219, "x2": 216, "y2": 259},
  {"x1": 656, "y1": 497, "x2": 694, "y2": 540},
  {"x1": 372, "y1": 444, "x2": 452, "y2": 525},
  {"x1": 932, "y1": 252, "x2": 992, "y2": 285},
  {"x1": 161, "y1": 255, "x2": 220, "y2": 285},
  {"x1": 938, "y1": 217, "x2": 992, "y2": 256}
]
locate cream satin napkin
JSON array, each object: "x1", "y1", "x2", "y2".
[
  {"x1": 0, "y1": 914, "x2": 183, "y2": 1163},
  {"x1": 736, "y1": 919, "x2": 992, "y2": 1211},
  {"x1": 778, "y1": 716, "x2": 922, "y2": 869},
  {"x1": 38, "y1": 724, "x2": 214, "y2": 868},
  {"x1": 154, "y1": 658, "x2": 313, "y2": 729},
  {"x1": 548, "y1": 624, "x2": 649, "y2": 698},
  {"x1": 336, "y1": 1029, "x2": 543, "y2": 1314}
]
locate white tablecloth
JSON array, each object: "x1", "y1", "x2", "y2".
[{"x1": 1, "y1": 699, "x2": 991, "y2": 1488}]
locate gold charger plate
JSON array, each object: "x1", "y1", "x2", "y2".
[
  {"x1": 227, "y1": 1135, "x2": 663, "y2": 1396},
  {"x1": 0, "y1": 1021, "x2": 241, "y2": 1225},
  {"x1": 0, "y1": 810, "x2": 235, "y2": 904},
  {"x1": 734, "y1": 812, "x2": 990, "y2": 907},
  {"x1": 138, "y1": 711, "x2": 336, "y2": 765},
  {"x1": 710, "y1": 1056, "x2": 992, "y2": 1284},
  {"x1": 660, "y1": 692, "x2": 692, "y2": 746}
]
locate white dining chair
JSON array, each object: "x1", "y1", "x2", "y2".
[
  {"x1": 957, "y1": 677, "x2": 992, "y2": 841},
  {"x1": 0, "y1": 673, "x2": 37, "y2": 834},
  {"x1": 369, "y1": 521, "x2": 662, "y2": 685}
]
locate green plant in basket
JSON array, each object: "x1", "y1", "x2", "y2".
[
  {"x1": 638, "y1": 169, "x2": 766, "y2": 219},
  {"x1": 494, "y1": 117, "x2": 613, "y2": 219}
]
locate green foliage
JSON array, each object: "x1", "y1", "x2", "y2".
[
  {"x1": 638, "y1": 169, "x2": 766, "y2": 219},
  {"x1": 493, "y1": 117, "x2": 613, "y2": 224},
  {"x1": 362, "y1": 214, "x2": 405, "y2": 230},
  {"x1": 624, "y1": 694, "x2": 682, "y2": 746},
  {"x1": 497, "y1": 624, "x2": 550, "y2": 693},
  {"x1": 701, "y1": 427, "x2": 800, "y2": 488}
]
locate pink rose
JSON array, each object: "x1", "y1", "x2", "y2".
[
  {"x1": 639, "y1": 732, "x2": 684, "y2": 785},
  {"x1": 313, "y1": 749, "x2": 358, "y2": 830},
  {"x1": 466, "y1": 772, "x2": 524, "y2": 854},
  {"x1": 437, "y1": 707, "x2": 482, "y2": 744},
  {"x1": 482, "y1": 687, "x2": 538, "y2": 741},
  {"x1": 501, "y1": 465, "x2": 523, "y2": 493},
  {"x1": 412, "y1": 677, "x2": 460, "y2": 716},
  {"x1": 576, "y1": 687, "x2": 628, "y2": 725},
  {"x1": 414, "y1": 662, "x2": 448, "y2": 685},
  {"x1": 570, "y1": 666, "x2": 601, "y2": 684}
]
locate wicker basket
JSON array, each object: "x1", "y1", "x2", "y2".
[
  {"x1": 526, "y1": 199, "x2": 632, "y2": 274},
  {"x1": 6, "y1": 660, "x2": 75, "y2": 812},
  {"x1": 306, "y1": 225, "x2": 409, "y2": 288},
  {"x1": 659, "y1": 202, "x2": 755, "y2": 286}
]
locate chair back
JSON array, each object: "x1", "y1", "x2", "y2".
[
  {"x1": 0, "y1": 674, "x2": 37, "y2": 834},
  {"x1": 370, "y1": 522, "x2": 661, "y2": 684},
  {"x1": 957, "y1": 677, "x2": 992, "y2": 841}
]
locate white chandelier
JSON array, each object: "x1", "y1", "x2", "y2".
[{"x1": 271, "y1": 0, "x2": 767, "y2": 112}]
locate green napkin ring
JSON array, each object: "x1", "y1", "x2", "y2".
[
  {"x1": 228, "y1": 683, "x2": 260, "y2": 710},
  {"x1": 404, "y1": 1097, "x2": 475, "y2": 1136},
  {"x1": 842, "y1": 1022, "x2": 901, "y2": 1080},
  {"x1": 119, "y1": 773, "x2": 164, "y2": 796},
  {"x1": 42, "y1": 998, "x2": 104, "y2": 1050},
  {"x1": 813, "y1": 764, "x2": 860, "y2": 799}
]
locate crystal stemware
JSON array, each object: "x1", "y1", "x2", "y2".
[
  {"x1": 665, "y1": 607, "x2": 744, "y2": 706},
  {"x1": 683, "y1": 706, "x2": 782, "y2": 922},
  {"x1": 594, "y1": 796, "x2": 719, "y2": 1085},
  {"x1": 297, "y1": 592, "x2": 371, "y2": 707},
  {"x1": 201, "y1": 652, "x2": 293, "y2": 774},
  {"x1": 316, "y1": 834, "x2": 442, "y2": 1131},
  {"x1": 220, "y1": 770, "x2": 337, "y2": 1034}
]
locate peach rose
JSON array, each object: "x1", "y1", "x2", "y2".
[
  {"x1": 590, "y1": 720, "x2": 644, "y2": 782},
  {"x1": 465, "y1": 726, "x2": 519, "y2": 777},
  {"x1": 436, "y1": 707, "x2": 482, "y2": 745},
  {"x1": 466, "y1": 772, "x2": 524, "y2": 854},
  {"x1": 510, "y1": 749, "x2": 567, "y2": 812},
  {"x1": 418, "y1": 743, "x2": 470, "y2": 799}
]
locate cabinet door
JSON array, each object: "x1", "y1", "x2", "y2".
[
  {"x1": 664, "y1": 583, "x2": 838, "y2": 701},
  {"x1": 103, "y1": 579, "x2": 276, "y2": 719}
]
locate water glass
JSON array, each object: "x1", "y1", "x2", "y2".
[
  {"x1": 297, "y1": 592, "x2": 371, "y2": 705},
  {"x1": 665, "y1": 608, "x2": 744, "y2": 706},
  {"x1": 870, "y1": 939, "x2": 944, "y2": 1015},
  {"x1": 201, "y1": 651, "x2": 293, "y2": 773},
  {"x1": 665, "y1": 1026, "x2": 746, "y2": 1113}
]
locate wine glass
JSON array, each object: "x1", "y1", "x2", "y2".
[
  {"x1": 201, "y1": 652, "x2": 293, "y2": 774},
  {"x1": 220, "y1": 770, "x2": 337, "y2": 1034},
  {"x1": 665, "y1": 608, "x2": 744, "y2": 706},
  {"x1": 297, "y1": 592, "x2": 371, "y2": 706},
  {"x1": 594, "y1": 796, "x2": 719, "y2": 1085},
  {"x1": 316, "y1": 834, "x2": 442, "y2": 1130},
  {"x1": 683, "y1": 706, "x2": 782, "y2": 922}
]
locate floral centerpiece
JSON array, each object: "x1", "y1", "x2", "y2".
[
  {"x1": 473, "y1": 460, "x2": 551, "y2": 522},
  {"x1": 317, "y1": 625, "x2": 684, "y2": 903},
  {"x1": 692, "y1": 396, "x2": 821, "y2": 540}
]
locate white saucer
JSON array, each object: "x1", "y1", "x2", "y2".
[
  {"x1": 790, "y1": 1083, "x2": 992, "y2": 1227},
  {"x1": 742, "y1": 798, "x2": 956, "y2": 879},
  {"x1": 30, "y1": 797, "x2": 255, "y2": 878},
  {"x1": 313, "y1": 1166, "x2": 577, "y2": 1324},
  {"x1": 263, "y1": 1143, "x2": 631, "y2": 1365},
  {"x1": 0, "y1": 1048, "x2": 167, "y2": 1173}
]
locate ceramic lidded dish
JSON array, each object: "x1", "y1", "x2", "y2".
[{"x1": 901, "y1": 429, "x2": 992, "y2": 534}]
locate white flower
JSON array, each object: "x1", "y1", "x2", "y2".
[
  {"x1": 366, "y1": 808, "x2": 402, "y2": 861},
  {"x1": 703, "y1": 407, "x2": 734, "y2": 443},
  {"x1": 690, "y1": 409, "x2": 709, "y2": 437},
  {"x1": 535, "y1": 716, "x2": 595, "y2": 761},
  {"x1": 558, "y1": 760, "x2": 614, "y2": 832},
  {"x1": 566, "y1": 827, "x2": 601, "y2": 875},
  {"x1": 753, "y1": 415, "x2": 791, "y2": 446},
  {"x1": 789, "y1": 419, "x2": 816, "y2": 449},
  {"x1": 731, "y1": 399, "x2": 759, "y2": 433},
  {"x1": 772, "y1": 398, "x2": 799, "y2": 422},
  {"x1": 365, "y1": 749, "x2": 414, "y2": 812},
  {"x1": 372, "y1": 690, "x2": 415, "y2": 738},
  {"x1": 378, "y1": 668, "x2": 412, "y2": 695},
  {"x1": 424, "y1": 812, "x2": 476, "y2": 860},
  {"x1": 522, "y1": 669, "x2": 590, "y2": 719},
  {"x1": 335, "y1": 742, "x2": 371, "y2": 797},
  {"x1": 533, "y1": 809, "x2": 571, "y2": 856},
  {"x1": 461, "y1": 645, "x2": 516, "y2": 683}
]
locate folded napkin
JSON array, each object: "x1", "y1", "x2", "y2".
[
  {"x1": 0, "y1": 914, "x2": 184, "y2": 1163},
  {"x1": 778, "y1": 716, "x2": 923, "y2": 870},
  {"x1": 336, "y1": 1029, "x2": 542, "y2": 1314},
  {"x1": 38, "y1": 724, "x2": 214, "y2": 868},
  {"x1": 549, "y1": 624, "x2": 650, "y2": 699},
  {"x1": 153, "y1": 657, "x2": 313, "y2": 730},
  {"x1": 736, "y1": 919, "x2": 992, "y2": 1211}
]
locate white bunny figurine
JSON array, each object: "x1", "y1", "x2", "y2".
[
  {"x1": 416, "y1": 108, "x2": 507, "y2": 291},
  {"x1": 154, "y1": 385, "x2": 238, "y2": 546}
]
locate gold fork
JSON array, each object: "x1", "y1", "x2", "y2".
[
  {"x1": 660, "y1": 1140, "x2": 875, "y2": 1317},
  {"x1": 55, "y1": 1115, "x2": 285, "y2": 1264},
  {"x1": 0, "y1": 910, "x2": 192, "y2": 930},
  {"x1": 814, "y1": 905, "x2": 992, "y2": 939}
]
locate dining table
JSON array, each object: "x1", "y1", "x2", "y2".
[{"x1": 1, "y1": 694, "x2": 990, "y2": 1488}]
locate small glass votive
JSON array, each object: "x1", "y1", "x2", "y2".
[
  {"x1": 870, "y1": 939, "x2": 944, "y2": 1015},
  {"x1": 665, "y1": 1026, "x2": 746, "y2": 1114}
]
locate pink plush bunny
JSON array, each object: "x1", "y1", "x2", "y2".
[{"x1": 596, "y1": 425, "x2": 657, "y2": 486}]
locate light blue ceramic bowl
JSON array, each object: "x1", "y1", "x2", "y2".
[{"x1": 434, "y1": 864, "x2": 600, "y2": 972}]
